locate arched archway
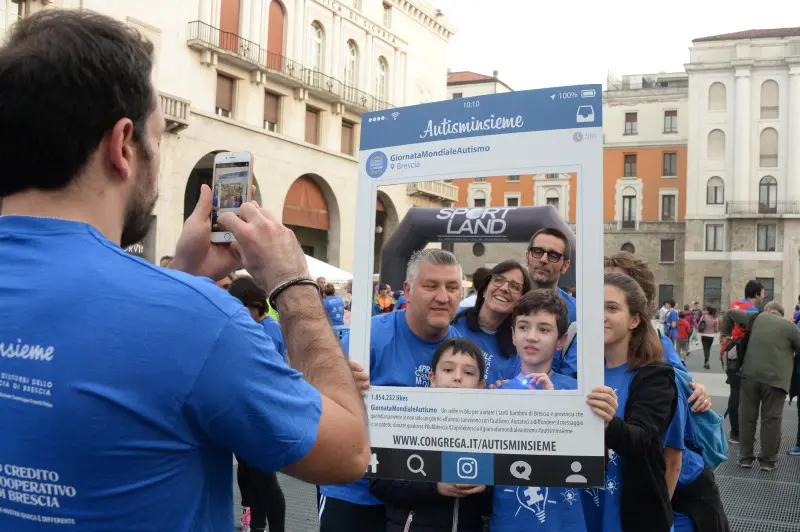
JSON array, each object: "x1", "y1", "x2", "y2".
[
  {"x1": 374, "y1": 191, "x2": 399, "y2": 273},
  {"x1": 183, "y1": 150, "x2": 262, "y2": 222},
  {"x1": 282, "y1": 174, "x2": 341, "y2": 265}
]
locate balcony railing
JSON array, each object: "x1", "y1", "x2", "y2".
[
  {"x1": 187, "y1": 20, "x2": 393, "y2": 111},
  {"x1": 406, "y1": 181, "x2": 459, "y2": 203},
  {"x1": 726, "y1": 201, "x2": 800, "y2": 215},
  {"x1": 159, "y1": 92, "x2": 191, "y2": 133}
]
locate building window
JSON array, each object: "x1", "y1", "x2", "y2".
[
  {"x1": 215, "y1": 73, "x2": 234, "y2": 118},
  {"x1": 661, "y1": 194, "x2": 676, "y2": 221},
  {"x1": 546, "y1": 197, "x2": 559, "y2": 209},
  {"x1": 263, "y1": 91, "x2": 280, "y2": 131},
  {"x1": 705, "y1": 224, "x2": 723, "y2": 252},
  {"x1": 759, "y1": 176, "x2": 777, "y2": 213},
  {"x1": 760, "y1": 80, "x2": 779, "y2": 119},
  {"x1": 624, "y1": 112, "x2": 638, "y2": 135},
  {"x1": 706, "y1": 177, "x2": 724, "y2": 205},
  {"x1": 375, "y1": 56, "x2": 388, "y2": 102},
  {"x1": 759, "y1": 128, "x2": 778, "y2": 167},
  {"x1": 452, "y1": 92, "x2": 463, "y2": 99},
  {"x1": 344, "y1": 40, "x2": 358, "y2": 88},
  {"x1": 708, "y1": 82, "x2": 726, "y2": 112},
  {"x1": 546, "y1": 173, "x2": 560, "y2": 179},
  {"x1": 663, "y1": 110, "x2": 678, "y2": 133},
  {"x1": 658, "y1": 285, "x2": 675, "y2": 307},
  {"x1": 757, "y1": 224, "x2": 777, "y2": 252},
  {"x1": 757, "y1": 277, "x2": 774, "y2": 303},
  {"x1": 383, "y1": 2, "x2": 392, "y2": 27},
  {"x1": 472, "y1": 190, "x2": 486, "y2": 208},
  {"x1": 663, "y1": 152, "x2": 677, "y2": 177},
  {"x1": 474, "y1": 177, "x2": 487, "y2": 183},
  {"x1": 622, "y1": 195, "x2": 636, "y2": 228},
  {"x1": 545, "y1": 189, "x2": 559, "y2": 210},
  {"x1": 305, "y1": 106, "x2": 320, "y2": 145},
  {"x1": 621, "y1": 242, "x2": 635, "y2": 253},
  {"x1": 708, "y1": 129, "x2": 725, "y2": 159},
  {"x1": 0, "y1": 0, "x2": 22, "y2": 34},
  {"x1": 703, "y1": 277, "x2": 722, "y2": 310},
  {"x1": 660, "y1": 239, "x2": 676, "y2": 263},
  {"x1": 506, "y1": 196, "x2": 519, "y2": 207},
  {"x1": 623, "y1": 154, "x2": 637, "y2": 177},
  {"x1": 308, "y1": 21, "x2": 324, "y2": 72},
  {"x1": 507, "y1": 175, "x2": 520, "y2": 182},
  {"x1": 341, "y1": 120, "x2": 355, "y2": 155}
]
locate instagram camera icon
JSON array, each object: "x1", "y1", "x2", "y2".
[{"x1": 456, "y1": 457, "x2": 478, "y2": 480}]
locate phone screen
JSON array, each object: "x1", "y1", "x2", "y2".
[{"x1": 211, "y1": 161, "x2": 250, "y2": 233}]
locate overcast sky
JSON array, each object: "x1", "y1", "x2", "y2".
[{"x1": 431, "y1": 0, "x2": 800, "y2": 90}]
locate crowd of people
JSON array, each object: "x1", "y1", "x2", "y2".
[{"x1": 6, "y1": 9, "x2": 798, "y2": 532}]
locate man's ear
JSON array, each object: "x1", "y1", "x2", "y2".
[
  {"x1": 555, "y1": 331, "x2": 569, "y2": 351},
  {"x1": 106, "y1": 118, "x2": 136, "y2": 180},
  {"x1": 561, "y1": 260, "x2": 571, "y2": 276}
]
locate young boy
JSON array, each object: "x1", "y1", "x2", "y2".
[
  {"x1": 677, "y1": 311, "x2": 691, "y2": 362},
  {"x1": 491, "y1": 289, "x2": 586, "y2": 531},
  {"x1": 368, "y1": 338, "x2": 492, "y2": 531}
]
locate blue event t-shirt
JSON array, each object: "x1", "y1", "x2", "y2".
[
  {"x1": 451, "y1": 314, "x2": 520, "y2": 385},
  {"x1": 323, "y1": 295, "x2": 346, "y2": 326},
  {"x1": 552, "y1": 287, "x2": 578, "y2": 377},
  {"x1": 493, "y1": 373, "x2": 585, "y2": 531},
  {"x1": 672, "y1": 380, "x2": 702, "y2": 532},
  {"x1": 261, "y1": 316, "x2": 287, "y2": 361},
  {"x1": 582, "y1": 363, "x2": 635, "y2": 532},
  {"x1": 0, "y1": 216, "x2": 322, "y2": 531},
  {"x1": 320, "y1": 310, "x2": 460, "y2": 506},
  {"x1": 665, "y1": 309, "x2": 679, "y2": 341}
]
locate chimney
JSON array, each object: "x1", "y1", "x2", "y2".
[{"x1": 493, "y1": 70, "x2": 499, "y2": 78}]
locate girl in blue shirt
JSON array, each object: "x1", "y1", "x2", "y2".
[
  {"x1": 451, "y1": 260, "x2": 532, "y2": 385},
  {"x1": 584, "y1": 273, "x2": 678, "y2": 532}
]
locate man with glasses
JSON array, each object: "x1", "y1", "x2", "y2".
[{"x1": 526, "y1": 228, "x2": 577, "y2": 376}]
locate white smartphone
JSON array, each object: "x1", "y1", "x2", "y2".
[{"x1": 211, "y1": 151, "x2": 253, "y2": 243}]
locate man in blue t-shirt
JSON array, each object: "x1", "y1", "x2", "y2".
[
  {"x1": 0, "y1": 11, "x2": 370, "y2": 531},
  {"x1": 525, "y1": 227, "x2": 578, "y2": 377},
  {"x1": 319, "y1": 249, "x2": 464, "y2": 532}
]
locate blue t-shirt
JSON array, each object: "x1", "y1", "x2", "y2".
[
  {"x1": 320, "y1": 310, "x2": 459, "y2": 505},
  {"x1": 451, "y1": 314, "x2": 520, "y2": 385},
  {"x1": 493, "y1": 373, "x2": 584, "y2": 531},
  {"x1": 665, "y1": 309, "x2": 679, "y2": 341},
  {"x1": 261, "y1": 316, "x2": 287, "y2": 361},
  {"x1": 322, "y1": 295, "x2": 346, "y2": 326},
  {"x1": 582, "y1": 363, "x2": 635, "y2": 532},
  {"x1": 395, "y1": 295, "x2": 407, "y2": 308},
  {"x1": 552, "y1": 288, "x2": 578, "y2": 377},
  {"x1": 0, "y1": 216, "x2": 322, "y2": 531}
]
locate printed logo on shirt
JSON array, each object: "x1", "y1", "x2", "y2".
[
  {"x1": 503, "y1": 486, "x2": 556, "y2": 523},
  {"x1": 0, "y1": 339, "x2": 55, "y2": 362},
  {"x1": 482, "y1": 352, "x2": 493, "y2": 380},
  {"x1": 415, "y1": 364, "x2": 431, "y2": 387}
]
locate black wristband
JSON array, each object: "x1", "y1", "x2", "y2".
[{"x1": 268, "y1": 276, "x2": 321, "y2": 310}]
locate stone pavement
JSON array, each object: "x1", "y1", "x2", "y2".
[{"x1": 233, "y1": 340, "x2": 800, "y2": 531}]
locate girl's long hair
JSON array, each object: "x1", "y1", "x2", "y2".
[
  {"x1": 453, "y1": 260, "x2": 532, "y2": 357},
  {"x1": 229, "y1": 276, "x2": 267, "y2": 316},
  {"x1": 604, "y1": 272, "x2": 663, "y2": 370}
]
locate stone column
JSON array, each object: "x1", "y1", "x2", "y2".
[
  {"x1": 391, "y1": 47, "x2": 401, "y2": 104},
  {"x1": 330, "y1": 12, "x2": 341, "y2": 78},
  {"x1": 293, "y1": 0, "x2": 305, "y2": 63},
  {"x1": 364, "y1": 33, "x2": 374, "y2": 96},
  {"x1": 787, "y1": 60, "x2": 800, "y2": 202},
  {"x1": 249, "y1": 0, "x2": 263, "y2": 48},
  {"x1": 733, "y1": 62, "x2": 752, "y2": 202}
]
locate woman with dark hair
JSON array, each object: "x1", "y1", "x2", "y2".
[
  {"x1": 584, "y1": 272, "x2": 678, "y2": 532},
  {"x1": 451, "y1": 260, "x2": 531, "y2": 384},
  {"x1": 228, "y1": 277, "x2": 287, "y2": 532},
  {"x1": 699, "y1": 307, "x2": 719, "y2": 370}
]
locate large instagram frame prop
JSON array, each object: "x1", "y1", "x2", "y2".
[{"x1": 352, "y1": 86, "x2": 604, "y2": 487}]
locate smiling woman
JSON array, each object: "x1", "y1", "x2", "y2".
[{"x1": 451, "y1": 260, "x2": 532, "y2": 384}]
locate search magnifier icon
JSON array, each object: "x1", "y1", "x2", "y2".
[{"x1": 407, "y1": 454, "x2": 426, "y2": 477}]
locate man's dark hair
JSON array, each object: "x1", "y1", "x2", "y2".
[
  {"x1": 744, "y1": 280, "x2": 764, "y2": 300},
  {"x1": 471, "y1": 267, "x2": 491, "y2": 292},
  {"x1": 512, "y1": 289, "x2": 570, "y2": 337},
  {"x1": 0, "y1": 10, "x2": 156, "y2": 197},
  {"x1": 529, "y1": 228, "x2": 571, "y2": 262},
  {"x1": 667, "y1": 299, "x2": 676, "y2": 307},
  {"x1": 431, "y1": 338, "x2": 485, "y2": 380}
]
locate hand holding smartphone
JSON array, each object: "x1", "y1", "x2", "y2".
[{"x1": 211, "y1": 151, "x2": 253, "y2": 243}]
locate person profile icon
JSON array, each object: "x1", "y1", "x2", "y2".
[{"x1": 565, "y1": 461, "x2": 588, "y2": 483}]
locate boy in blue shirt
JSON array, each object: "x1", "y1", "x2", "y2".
[{"x1": 492, "y1": 289, "x2": 586, "y2": 531}]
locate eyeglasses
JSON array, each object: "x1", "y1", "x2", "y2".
[
  {"x1": 490, "y1": 274, "x2": 523, "y2": 293},
  {"x1": 528, "y1": 246, "x2": 564, "y2": 264}
]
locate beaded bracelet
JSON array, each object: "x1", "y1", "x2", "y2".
[{"x1": 268, "y1": 276, "x2": 322, "y2": 310}]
